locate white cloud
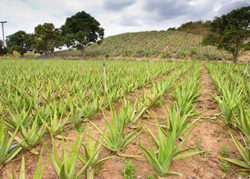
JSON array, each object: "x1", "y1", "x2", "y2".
[{"x1": 0, "y1": 0, "x2": 249, "y2": 39}]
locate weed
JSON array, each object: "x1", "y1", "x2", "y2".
[
  {"x1": 122, "y1": 160, "x2": 137, "y2": 179},
  {"x1": 220, "y1": 161, "x2": 232, "y2": 174},
  {"x1": 146, "y1": 174, "x2": 155, "y2": 179},
  {"x1": 220, "y1": 144, "x2": 230, "y2": 157}
]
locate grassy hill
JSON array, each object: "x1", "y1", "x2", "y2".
[
  {"x1": 177, "y1": 21, "x2": 212, "y2": 36},
  {"x1": 55, "y1": 30, "x2": 231, "y2": 60}
]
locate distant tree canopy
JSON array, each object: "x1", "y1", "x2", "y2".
[
  {"x1": 6, "y1": 30, "x2": 33, "y2": 56},
  {"x1": 61, "y1": 11, "x2": 104, "y2": 57},
  {"x1": 167, "y1": 27, "x2": 177, "y2": 31},
  {"x1": 202, "y1": 6, "x2": 250, "y2": 63},
  {"x1": 177, "y1": 20, "x2": 212, "y2": 36},
  {"x1": 33, "y1": 23, "x2": 63, "y2": 55}
]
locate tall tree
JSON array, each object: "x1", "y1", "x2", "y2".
[
  {"x1": 202, "y1": 6, "x2": 250, "y2": 63},
  {"x1": 6, "y1": 31, "x2": 33, "y2": 56},
  {"x1": 33, "y1": 23, "x2": 63, "y2": 55},
  {"x1": 61, "y1": 11, "x2": 104, "y2": 58}
]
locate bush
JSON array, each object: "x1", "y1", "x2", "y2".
[
  {"x1": 189, "y1": 48, "x2": 198, "y2": 57},
  {"x1": 124, "y1": 50, "x2": 132, "y2": 57},
  {"x1": 105, "y1": 53, "x2": 111, "y2": 58},
  {"x1": 162, "y1": 52, "x2": 171, "y2": 58}
]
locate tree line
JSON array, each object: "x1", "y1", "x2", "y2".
[{"x1": 0, "y1": 11, "x2": 104, "y2": 57}]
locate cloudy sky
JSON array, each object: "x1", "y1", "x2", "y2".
[{"x1": 0, "y1": 0, "x2": 249, "y2": 38}]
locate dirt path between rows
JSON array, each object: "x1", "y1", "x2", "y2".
[{"x1": 171, "y1": 61, "x2": 239, "y2": 178}]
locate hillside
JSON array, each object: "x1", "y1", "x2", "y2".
[
  {"x1": 177, "y1": 20, "x2": 212, "y2": 36},
  {"x1": 55, "y1": 30, "x2": 231, "y2": 60}
]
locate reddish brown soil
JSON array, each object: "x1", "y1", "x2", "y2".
[
  {"x1": 0, "y1": 62, "x2": 246, "y2": 179},
  {"x1": 167, "y1": 62, "x2": 240, "y2": 178}
]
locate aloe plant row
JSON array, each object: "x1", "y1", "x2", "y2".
[
  {"x1": 139, "y1": 62, "x2": 203, "y2": 177},
  {"x1": 207, "y1": 62, "x2": 249, "y2": 169}
]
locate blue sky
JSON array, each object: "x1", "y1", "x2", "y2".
[{"x1": 0, "y1": 0, "x2": 249, "y2": 38}]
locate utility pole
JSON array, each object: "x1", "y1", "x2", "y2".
[{"x1": 0, "y1": 21, "x2": 7, "y2": 47}]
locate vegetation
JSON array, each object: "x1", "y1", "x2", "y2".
[
  {"x1": 207, "y1": 62, "x2": 250, "y2": 169},
  {"x1": 177, "y1": 20, "x2": 212, "y2": 36},
  {"x1": 202, "y1": 6, "x2": 250, "y2": 63},
  {"x1": 61, "y1": 11, "x2": 104, "y2": 58},
  {"x1": 0, "y1": 59, "x2": 248, "y2": 178},
  {"x1": 33, "y1": 23, "x2": 63, "y2": 55},
  {"x1": 122, "y1": 160, "x2": 137, "y2": 179},
  {"x1": 55, "y1": 30, "x2": 230, "y2": 60},
  {"x1": 6, "y1": 31, "x2": 33, "y2": 56}
]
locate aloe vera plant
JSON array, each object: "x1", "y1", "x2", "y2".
[
  {"x1": 10, "y1": 117, "x2": 46, "y2": 152},
  {"x1": 163, "y1": 104, "x2": 199, "y2": 139},
  {"x1": 213, "y1": 81, "x2": 243, "y2": 126},
  {"x1": 80, "y1": 97, "x2": 103, "y2": 119},
  {"x1": 0, "y1": 120, "x2": 22, "y2": 169},
  {"x1": 4, "y1": 105, "x2": 32, "y2": 129},
  {"x1": 139, "y1": 122, "x2": 203, "y2": 177},
  {"x1": 175, "y1": 80, "x2": 200, "y2": 116},
  {"x1": 43, "y1": 132, "x2": 99, "y2": 179},
  {"x1": 77, "y1": 126, "x2": 115, "y2": 179},
  {"x1": 41, "y1": 109, "x2": 69, "y2": 136},
  {"x1": 90, "y1": 109, "x2": 142, "y2": 153}
]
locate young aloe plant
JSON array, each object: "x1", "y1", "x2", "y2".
[
  {"x1": 4, "y1": 105, "x2": 32, "y2": 129},
  {"x1": 0, "y1": 120, "x2": 22, "y2": 169},
  {"x1": 9, "y1": 148, "x2": 49, "y2": 179},
  {"x1": 9, "y1": 117, "x2": 46, "y2": 154},
  {"x1": 139, "y1": 121, "x2": 203, "y2": 177},
  {"x1": 90, "y1": 109, "x2": 142, "y2": 154},
  {"x1": 80, "y1": 96, "x2": 103, "y2": 119},
  {"x1": 77, "y1": 126, "x2": 115, "y2": 179},
  {"x1": 163, "y1": 104, "x2": 199, "y2": 139},
  {"x1": 43, "y1": 132, "x2": 99, "y2": 179},
  {"x1": 120, "y1": 99, "x2": 137, "y2": 124},
  {"x1": 213, "y1": 81, "x2": 243, "y2": 127},
  {"x1": 41, "y1": 109, "x2": 69, "y2": 136},
  {"x1": 175, "y1": 80, "x2": 200, "y2": 116}
]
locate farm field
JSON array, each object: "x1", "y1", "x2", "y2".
[
  {"x1": 54, "y1": 31, "x2": 232, "y2": 61},
  {"x1": 0, "y1": 59, "x2": 249, "y2": 178}
]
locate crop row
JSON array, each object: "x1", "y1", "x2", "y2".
[{"x1": 206, "y1": 62, "x2": 249, "y2": 169}]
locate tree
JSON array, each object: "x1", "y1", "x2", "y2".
[
  {"x1": 0, "y1": 40, "x2": 7, "y2": 56},
  {"x1": 6, "y1": 31, "x2": 33, "y2": 57},
  {"x1": 202, "y1": 6, "x2": 250, "y2": 63},
  {"x1": 61, "y1": 11, "x2": 104, "y2": 58},
  {"x1": 33, "y1": 23, "x2": 63, "y2": 55}
]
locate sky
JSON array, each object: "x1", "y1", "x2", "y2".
[{"x1": 0, "y1": 0, "x2": 249, "y2": 38}]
